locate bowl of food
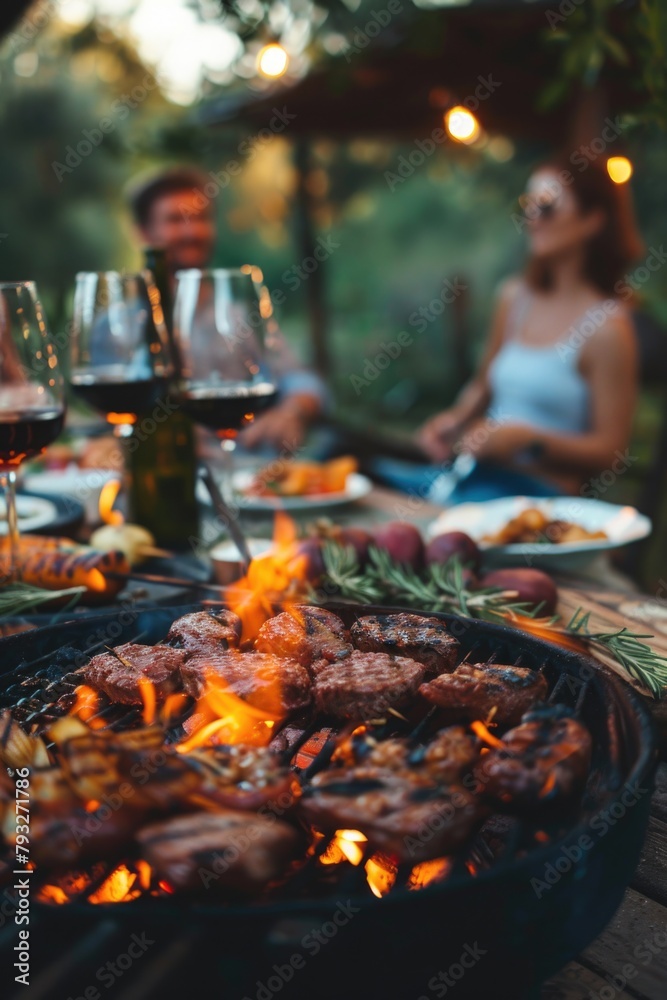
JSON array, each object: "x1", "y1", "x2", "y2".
[{"x1": 427, "y1": 496, "x2": 652, "y2": 570}]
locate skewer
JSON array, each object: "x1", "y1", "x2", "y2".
[{"x1": 105, "y1": 569, "x2": 230, "y2": 595}]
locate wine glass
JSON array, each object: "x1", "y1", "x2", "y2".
[
  {"x1": 69, "y1": 271, "x2": 173, "y2": 437},
  {"x1": 172, "y1": 268, "x2": 278, "y2": 502},
  {"x1": 0, "y1": 281, "x2": 66, "y2": 580}
]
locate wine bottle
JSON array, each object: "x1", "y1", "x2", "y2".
[{"x1": 128, "y1": 247, "x2": 200, "y2": 548}]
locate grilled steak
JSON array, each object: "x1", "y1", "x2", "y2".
[
  {"x1": 301, "y1": 766, "x2": 482, "y2": 861},
  {"x1": 181, "y1": 651, "x2": 311, "y2": 715},
  {"x1": 256, "y1": 605, "x2": 351, "y2": 668},
  {"x1": 350, "y1": 613, "x2": 459, "y2": 676},
  {"x1": 419, "y1": 662, "x2": 548, "y2": 727},
  {"x1": 474, "y1": 706, "x2": 592, "y2": 810},
  {"x1": 313, "y1": 650, "x2": 425, "y2": 720},
  {"x1": 166, "y1": 610, "x2": 242, "y2": 655},
  {"x1": 137, "y1": 810, "x2": 302, "y2": 895},
  {"x1": 84, "y1": 643, "x2": 188, "y2": 705},
  {"x1": 334, "y1": 726, "x2": 479, "y2": 785}
]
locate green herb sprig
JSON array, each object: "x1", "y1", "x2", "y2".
[{"x1": 0, "y1": 583, "x2": 86, "y2": 618}]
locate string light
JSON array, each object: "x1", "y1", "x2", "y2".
[
  {"x1": 444, "y1": 106, "x2": 480, "y2": 145},
  {"x1": 606, "y1": 156, "x2": 633, "y2": 184},
  {"x1": 256, "y1": 43, "x2": 289, "y2": 79}
]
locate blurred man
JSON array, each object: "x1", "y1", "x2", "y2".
[{"x1": 128, "y1": 166, "x2": 326, "y2": 450}]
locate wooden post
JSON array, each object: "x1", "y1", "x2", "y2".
[{"x1": 294, "y1": 140, "x2": 331, "y2": 381}]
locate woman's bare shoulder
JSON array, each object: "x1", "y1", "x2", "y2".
[{"x1": 581, "y1": 300, "x2": 637, "y2": 365}]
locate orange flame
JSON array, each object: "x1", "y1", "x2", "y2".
[
  {"x1": 365, "y1": 854, "x2": 397, "y2": 898},
  {"x1": 162, "y1": 692, "x2": 189, "y2": 724},
  {"x1": 176, "y1": 672, "x2": 280, "y2": 752},
  {"x1": 509, "y1": 614, "x2": 587, "y2": 654},
  {"x1": 227, "y1": 512, "x2": 305, "y2": 642},
  {"x1": 470, "y1": 720, "x2": 505, "y2": 749},
  {"x1": 138, "y1": 678, "x2": 156, "y2": 726},
  {"x1": 408, "y1": 857, "x2": 452, "y2": 890},
  {"x1": 89, "y1": 864, "x2": 139, "y2": 904},
  {"x1": 37, "y1": 884, "x2": 69, "y2": 905},
  {"x1": 98, "y1": 479, "x2": 124, "y2": 526},
  {"x1": 320, "y1": 829, "x2": 368, "y2": 867},
  {"x1": 71, "y1": 685, "x2": 106, "y2": 730}
]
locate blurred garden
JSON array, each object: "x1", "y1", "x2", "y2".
[{"x1": 1, "y1": 0, "x2": 667, "y2": 582}]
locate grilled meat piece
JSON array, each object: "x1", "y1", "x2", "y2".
[
  {"x1": 256, "y1": 605, "x2": 351, "y2": 668},
  {"x1": 166, "y1": 610, "x2": 242, "y2": 655},
  {"x1": 137, "y1": 809, "x2": 302, "y2": 895},
  {"x1": 302, "y1": 766, "x2": 482, "y2": 861},
  {"x1": 84, "y1": 643, "x2": 188, "y2": 705},
  {"x1": 474, "y1": 706, "x2": 592, "y2": 811},
  {"x1": 419, "y1": 662, "x2": 548, "y2": 727},
  {"x1": 334, "y1": 726, "x2": 479, "y2": 785},
  {"x1": 181, "y1": 650, "x2": 311, "y2": 715},
  {"x1": 313, "y1": 650, "x2": 425, "y2": 720},
  {"x1": 350, "y1": 613, "x2": 459, "y2": 676},
  {"x1": 186, "y1": 743, "x2": 301, "y2": 811}
]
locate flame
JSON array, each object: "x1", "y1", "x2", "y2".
[
  {"x1": 71, "y1": 685, "x2": 106, "y2": 730},
  {"x1": 136, "y1": 860, "x2": 152, "y2": 890},
  {"x1": 37, "y1": 884, "x2": 69, "y2": 905},
  {"x1": 470, "y1": 720, "x2": 505, "y2": 749},
  {"x1": 408, "y1": 858, "x2": 452, "y2": 890},
  {"x1": 138, "y1": 678, "x2": 156, "y2": 726},
  {"x1": 320, "y1": 829, "x2": 368, "y2": 867},
  {"x1": 508, "y1": 614, "x2": 587, "y2": 654},
  {"x1": 176, "y1": 673, "x2": 280, "y2": 752},
  {"x1": 162, "y1": 692, "x2": 189, "y2": 724},
  {"x1": 89, "y1": 864, "x2": 139, "y2": 904},
  {"x1": 227, "y1": 512, "x2": 305, "y2": 642},
  {"x1": 365, "y1": 854, "x2": 397, "y2": 898},
  {"x1": 539, "y1": 772, "x2": 557, "y2": 798},
  {"x1": 98, "y1": 479, "x2": 124, "y2": 526}
]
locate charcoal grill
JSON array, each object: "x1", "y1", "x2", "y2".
[{"x1": 0, "y1": 603, "x2": 657, "y2": 1000}]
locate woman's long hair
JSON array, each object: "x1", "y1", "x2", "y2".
[{"x1": 525, "y1": 157, "x2": 645, "y2": 297}]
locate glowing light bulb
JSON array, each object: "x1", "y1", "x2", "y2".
[
  {"x1": 444, "y1": 106, "x2": 480, "y2": 145},
  {"x1": 257, "y1": 44, "x2": 289, "y2": 79},
  {"x1": 606, "y1": 156, "x2": 633, "y2": 184}
]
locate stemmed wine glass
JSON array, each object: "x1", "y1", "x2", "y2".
[
  {"x1": 172, "y1": 268, "x2": 278, "y2": 502},
  {"x1": 69, "y1": 271, "x2": 173, "y2": 436},
  {"x1": 0, "y1": 281, "x2": 66, "y2": 580}
]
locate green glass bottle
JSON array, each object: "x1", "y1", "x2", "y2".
[{"x1": 128, "y1": 248, "x2": 199, "y2": 549}]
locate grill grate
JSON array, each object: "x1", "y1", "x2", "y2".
[{"x1": 0, "y1": 607, "x2": 616, "y2": 912}]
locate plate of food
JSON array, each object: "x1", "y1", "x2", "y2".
[
  {"x1": 427, "y1": 496, "x2": 651, "y2": 570},
  {"x1": 201, "y1": 457, "x2": 373, "y2": 511}
]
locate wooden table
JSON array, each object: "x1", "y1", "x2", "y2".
[{"x1": 275, "y1": 486, "x2": 667, "y2": 998}]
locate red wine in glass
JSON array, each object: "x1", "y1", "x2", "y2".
[
  {"x1": 0, "y1": 410, "x2": 66, "y2": 469},
  {"x1": 179, "y1": 383, "x2": 278, "y2": 437}
]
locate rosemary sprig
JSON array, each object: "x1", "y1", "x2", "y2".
[
  {"x1": 567, "y1": 608, "x2": 667, "y2": 698},
  {"x1": 0, "y1": 583, "x2": 86, "y2": 618}
]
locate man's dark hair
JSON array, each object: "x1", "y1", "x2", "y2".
[{"x1": 127, "y1": 166, "x2": 209, "y2": 227}]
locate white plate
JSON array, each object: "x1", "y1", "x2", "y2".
[
  {"x1": 23, "y1": 468, "x2": 119, "y2": 523},
  {"x1": 0, "y1": 495, "x2": 59, "y2": 534},
  {"x1": 427, "y1": 496, "x2": 652, "y2": 570},
  {"x1": 197, "y1": 471, "x2": 373, "y2": 512}
]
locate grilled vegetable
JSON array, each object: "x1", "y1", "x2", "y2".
[{"x1": 0, "y1": 546, "x2": 130, "y2": 604}]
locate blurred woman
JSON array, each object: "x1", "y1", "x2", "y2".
[{"x1": 416, "y1": 158, "x2": 643, "y2": 501}]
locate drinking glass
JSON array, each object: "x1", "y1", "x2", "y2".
[
  {"x1": 69, "y1": 271, "x2": 173, "y2": 436},
  {"x1": 0, "y1": 281, "x2": 66, "y2": 579},
  {"x1": 172, "y1": 268, "x2": 278, "y2": 501}
]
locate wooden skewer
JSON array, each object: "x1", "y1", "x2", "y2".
[{"x1": 136, "y1": 545, "x2": 175, "y2": 560}]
